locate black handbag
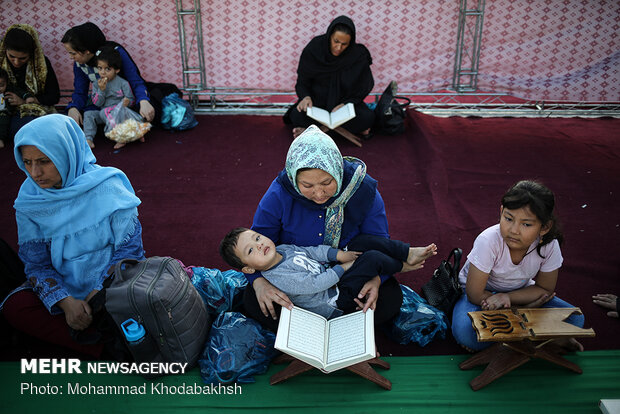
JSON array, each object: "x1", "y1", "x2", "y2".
[
  {"x1": 421, "y1": 248, "x2": 463, "y2": 316},
  {"x1": 373, "y1": 81, "x2": 411, "y2": 135}
]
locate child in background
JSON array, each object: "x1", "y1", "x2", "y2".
[
  {"x1": 220, "y1": 227, "x2": 436, "y2": 319},
  {"x1": 0, "y1": 68, "x2": 33, "y2": 148},
  {"x1": 83, "y1": 46, "x2": 136, "y2": 149},
  {"x1": 451, "y1": 180, "x2": 585, "y2": 352}
]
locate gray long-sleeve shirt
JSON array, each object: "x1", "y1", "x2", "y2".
[{"x1": 262, "y1": 244, "x2": 345, "y2": 319}]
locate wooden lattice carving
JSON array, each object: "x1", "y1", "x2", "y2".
[{"x1": 468, "y1": 307, "x2": 595, "y2": 342}]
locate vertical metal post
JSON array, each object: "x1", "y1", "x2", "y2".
[
  {"x1": 452, "y1": 0, "x2": 486, "y2": 92},
  {"x1": 175, "y1": 0, "x2": 207, "y2": 101}
]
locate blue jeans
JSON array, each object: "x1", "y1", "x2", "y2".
[{"x1": 451, "y1": 293, "x2": 585, "y2": 351}]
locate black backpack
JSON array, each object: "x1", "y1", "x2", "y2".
[{"x1": 373, "y1": 81, "x2": 411, "y2": 135}]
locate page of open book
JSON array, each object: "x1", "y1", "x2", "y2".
[
  {"x1": 285, "y1": 307, "x2": 326, "y2": 362},
  {"x1": 306, "y1": 106, "x2": 330, "y2": 126},
  {"x1": 330, "y1": 103, "x2": 355, "y2": 127},
  {"x1": 326, "y1": 311, "x2": 368, "y2": 364}
]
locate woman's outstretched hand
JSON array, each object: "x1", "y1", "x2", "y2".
[
  {"x1": 58, "y1": 296, "x2": 93, "y2": 330},
  {"x1": 355, "y1": 276, "x2": 381, "y2": 312},
  {"x1": 67, "y1": 107, "x2": 83, "y2": 126},
  {"x1": 253, "y1": 277, "x2": 293, "y2": 320},
  {"x1": 139, "y1": 100, "x2": 155, "y2": 122},
  {"x1": 593, "y1": 293, "x2": 619, "y2": 318}
]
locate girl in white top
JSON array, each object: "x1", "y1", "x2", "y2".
[{"x1": 451, "y1": 180, "x2": 585, "y2": 351}]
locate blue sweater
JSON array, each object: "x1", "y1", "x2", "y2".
[
  {"x1": 249, "y1": 160, "x2": 389, "y2": 284},
  {"x1": 67, "y1": 45, "x2": 149, "y2": 112}
]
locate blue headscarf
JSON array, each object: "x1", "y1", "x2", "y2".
[{"x1": 13, "y1": 114, "x2": 141, "y2": 299}]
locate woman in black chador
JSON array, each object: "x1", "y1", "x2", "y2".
[{"x1": 284, "y1": 16, "x2": 375, "y2": 139}]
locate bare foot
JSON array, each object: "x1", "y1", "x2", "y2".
[
  {"x1": 113, "y1": 142, "x2": 126, "y2": 149},
  {"x1": 292, "y1": 127, "x2": 305, "y2": 138},
  {"x1": 407, "y1": 243, "x2": 438, "y2": 266},
  {"x1": 140, "y1": 137, "x2": 146, "y2": 143},
  {"x1": 87, "y1": 139, "x2": 95, "y2": 149},
  {"x1": 555, "y1": 337, "x2": 584, "y2": 352},
  {"x1": 0, "y1": 139, "x2": 4, "y2": 149}
]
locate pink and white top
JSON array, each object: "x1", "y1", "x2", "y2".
[{"x1": 458, "y1": 224, "x2": 563, "y2": 292}]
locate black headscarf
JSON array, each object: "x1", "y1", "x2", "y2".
[
  {"x1": 65, "y1": 23, "x2": 130, "y2": 68},
  {"x1": 68, "y1": 22, "x2": 107, "y2": 57},
  {"x1": 295, "y1": 16, "x2": 374, "y2": 110}
]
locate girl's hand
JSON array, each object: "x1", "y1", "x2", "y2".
[
  {"x1": 354, "y1": 276, "x2": 381, "y2": 312},
  {"x1": 139, "y1": 100, "x2": 155, "y2": 122},
  {"x1": 337, "y1": 250, "x2": 360, "y2": 263},
  {"x1": 122, "y1": 97, "x2": 131, "y2": 107},
  {"x1": 68, "y1": 107, "x2": 83, "y2": 125},
  {"x1": 58, "y1": 296, "x2": 93, "y2": 330},
  {"x1": 523, "y1": 292, "x2": 555, "y2": 308},
  {"x1": 97, "y1": 77, "x2": 108, "y2": 91},
  {"x1": 481, "y1": 293, "x2": 511, "y2": 310},
  {"x1": 296, "y1": 96, "x2": 312, "y2": 112}
]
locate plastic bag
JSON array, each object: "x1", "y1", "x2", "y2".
[
  {"x1": 104, "y1": 101, "x2": 151, "y2": 143},
  {"x1": 190, "y1": 267, "x2": 247, "y2": 315},
  {"x1": 161, "y1": 93, "x2": 198, "y2": 131},
  {"x1": 199, "y1": 312, "x2": 278, "y2": 384},
  {"x1": 383, "y1": 284, "x2": 448, "y2": 347}
]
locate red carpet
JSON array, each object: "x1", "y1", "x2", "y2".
[{"x1": 1, "y1": 111, "x2": 619, "y2": 357}]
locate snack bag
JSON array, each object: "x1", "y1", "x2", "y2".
[{"x1": 104, "y1": 101, "x2": 151, "y2": 143}]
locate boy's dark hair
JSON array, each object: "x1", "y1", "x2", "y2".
[
  {"x1": 501, "y1": 180, "x2": 563, "y2": 257},
  {"x1": 0, "y1": 68, "x2": 8, "y2": 82},
  {"x1": 219, "y1": 227, "x2": 250, "y2": 269},
  {"x1": 95, "y1": 46, "x2": 122, "y2": 70}
]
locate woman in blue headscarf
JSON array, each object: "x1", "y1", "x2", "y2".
[
  {"x1": 1, "y1": 114, "x2": 144, "y2": 357},
  {"x1": 244, "y1": 125, "x2": 435, "y2": 331}
]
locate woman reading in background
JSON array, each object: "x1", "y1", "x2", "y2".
[{"x1": 283, "y1": 16, "x2": 375, "y2": 139}]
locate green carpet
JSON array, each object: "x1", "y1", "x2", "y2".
[{"x1": 2, "y1": 351, "x2": 619, "y2": 414}]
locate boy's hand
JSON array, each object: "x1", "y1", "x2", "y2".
[{"x1": 337, "y1": 250, "x2": 360, "y2": 263}]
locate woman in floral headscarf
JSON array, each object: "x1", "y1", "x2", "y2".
[
  {"x1": 0, "y1": 24, "x2": 60, "y2": 147},
  {"x1": 243, "y1": 125, "x2": 435, "y2": 331}
]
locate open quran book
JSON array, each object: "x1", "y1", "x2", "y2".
[
  {"x1": 275, "y1": 306, "x2": 375, "y2": 373},
  {"x1": 306, "y1": 103, "x2": 355, "y2": 129}
]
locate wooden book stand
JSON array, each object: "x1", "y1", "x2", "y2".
[
  {"x1": 460, "y1": 307, "x2": 595, "y2": 390},
  {"x1": 317, "y1": 124, "x2": 363, "y2": 147},
  {"x1": 269, "y1": 354, "x2": 392, "y2": 390}
]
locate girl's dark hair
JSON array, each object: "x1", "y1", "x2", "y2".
[
  {"x1": 219, "y1": 227, "x2": 250, "y2": 269},
  {"x1": 96, "y1": 46, "x2": 122, "y2": 70},
  {"x1": 0, "y1": 68, "x2": 8, "y2": 82},
  {"x1": 4, "y1": 28, "x2": 35, "y2": 55},
  {"x1": 501, "y1": 180, "x2": 563, "y2": 257}
]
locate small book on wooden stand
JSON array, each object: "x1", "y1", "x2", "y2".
[
  {"x1": 275, "y1": 307, "x2": 375, "y2": 373},
  {"x1": 271, "y1": 307, "x2": 391, "y2": 389}
]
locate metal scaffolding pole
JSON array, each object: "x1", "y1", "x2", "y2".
[
  {"x1": 175, "y1": 0, "x2": 207, "y2": 101},
  {"x1": 452, "y1": 0, "x2": 486, "y2": 92}
]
